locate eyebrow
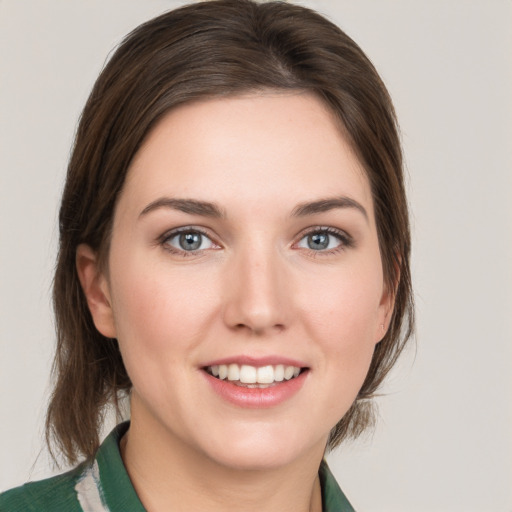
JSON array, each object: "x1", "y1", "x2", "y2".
[
  {"x1": 291, "y1": 197, "x2": 368, "y2": 222},
  {"x1": 139, "y1": 198, "x2": 225, "y2": 218},
  {"x1": 139, "y1": 195, "x2": 368, "y2": 222}
]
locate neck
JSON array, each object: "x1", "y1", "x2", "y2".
[{"x1": 121, "y1": 410, "x2": 325, "y2": 512}]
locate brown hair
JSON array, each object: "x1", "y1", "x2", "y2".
[{"x1": 47, "y1": 0, "x2": 414, "y2": 464}]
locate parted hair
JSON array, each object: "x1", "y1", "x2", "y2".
[{"x1": 47, "y1": 0, "x2": 414, "y2": 464}]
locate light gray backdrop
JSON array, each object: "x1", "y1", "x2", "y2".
[{"x1": 1, "y1": 1, "x2": 511, "y2": 510}]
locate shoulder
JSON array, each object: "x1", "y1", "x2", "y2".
[
  {"x1": 0, "y1": 423, "x2": 139, "y2": 512},
  {"x1": 0, "y1": 464, "x2": 86, "y2": 512}
]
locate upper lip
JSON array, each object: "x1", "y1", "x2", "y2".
[{"x1": 201, "y1": 355, "x2": 308, "y2": 368}]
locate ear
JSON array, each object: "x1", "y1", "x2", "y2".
[
  {"x1": 376, "y1": 287, "x2": 394, "y2": 343},
  {"x1": 76, "y1": 244, "x2": 117, "y2": 339},
  {"x1": 375, "y1": 263, "x2": 400, "y2": 344}
]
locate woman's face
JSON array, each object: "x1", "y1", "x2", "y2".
[{"x1": 84, "y1": 92, "x2": 392, "y2": 470}]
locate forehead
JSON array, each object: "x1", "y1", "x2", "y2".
[{"x1": 120, "y1": 92, "x2": 373, "y2": 220}]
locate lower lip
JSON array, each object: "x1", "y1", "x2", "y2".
[{"x1": 202, "y1": 370, "x2": 308, "y2": 408}]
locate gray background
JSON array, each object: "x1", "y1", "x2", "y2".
[{"x1": 1, "y1": 1, "x2": 511, "y2": 510}]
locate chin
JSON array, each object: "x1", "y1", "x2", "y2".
[{"x1": 196, "y1": 423, "x2": 326, "y2": 471}]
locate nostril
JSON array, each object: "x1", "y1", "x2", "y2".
[{"x1": 232, "y1": 322, "x2": 286, "y2": 334}]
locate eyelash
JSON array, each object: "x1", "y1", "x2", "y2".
[
  {"x1": 294, "y1": 226, "x2": 354, "y2": 255},
  {"x1": 158, "y1": 226, "x2": 354, "y2": 257},
  {"x1": 159, "y1": 227, "x2": 219, "y2": 257}
]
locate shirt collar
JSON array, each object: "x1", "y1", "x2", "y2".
[{"x1": 94, "y1": 422, "x2": 355, "y2": 511}]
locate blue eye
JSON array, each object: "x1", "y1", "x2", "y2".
[
  {"x1": 165, "y1": 230, "x2": 215, "y2": 252},
  {"x1": 297, "y1": 229, "x2": 347, "y2": 251}
]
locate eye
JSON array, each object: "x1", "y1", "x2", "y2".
[
  {"x1": 296, "y1": 228, "x2": 351, "y2": 252},
  {"x1": 163, "y1": 229, "x2": 216, "y2": 253}
]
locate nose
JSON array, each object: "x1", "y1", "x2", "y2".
[{"x1": 222, "y1": 243, "x2": 291, "y2": 335}]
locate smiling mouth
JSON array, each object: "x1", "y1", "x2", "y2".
[{"x1": 204, "y1": 364, "x2": 306, "y2": 388}]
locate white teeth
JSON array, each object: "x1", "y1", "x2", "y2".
[
  {"x1": 218, "y1": 364, "x2": 228, "y2": 380},
  {"x1": 239, "y1": 365, "x2": 257, "y2": 384},
  {"x1": 257, "y1": 365, "x2": 274, "y2": 384},
  {"x1": 208, "y1": 363, "x2": 302, "y2": 384},
  {"x1": 284, "y1": 366, "x2": 295, "y2": 380},
  {"x1": 227, "y1": 363, "x2": 240, "y2": 381}
]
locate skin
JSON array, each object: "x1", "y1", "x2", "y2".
[{"x1": 77, "y1": 92, "x2": 392, "y2": 512}]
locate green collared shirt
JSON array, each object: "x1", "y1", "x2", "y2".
[{"x1": 1, "y1": 423, "x2": 355, "y2": 511}]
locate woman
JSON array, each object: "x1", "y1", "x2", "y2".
[{"x1": 0, "y1": 0, "x2": 413, "y2": 510}]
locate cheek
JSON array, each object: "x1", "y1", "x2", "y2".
[
  {"x1": 303, "y1": 268, "x2": 383, "y2": 334},
  {"x1": 297, "y1": 262, "x2": 383, "y2": 370},
  {"x1": 108, "y1": 256, "x2": 220, "y2": 365}
]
